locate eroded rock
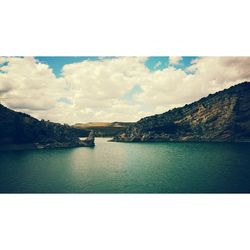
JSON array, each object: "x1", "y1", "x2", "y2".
[{"x1": 113, "y1": 82, "x2": 250, "y2": 142}]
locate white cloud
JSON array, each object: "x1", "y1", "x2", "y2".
[
  {"x1": 0, "y1": 57, "x2": 67, "y2": 112},
  {"x1": 0, "y1": 57, "x2": 7, "y2": 65},
  {"x1": 169, "y1": 56, "x2": 182, "y2": 65},
  {"x1": 1, "y1": 56, "x2": 250, "y2": 124}
]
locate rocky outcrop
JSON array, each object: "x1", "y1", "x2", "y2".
[
  {"x1": 113, "y1": 82, "x2": 250, "y2": 142},
  {"x1": 0, "y1": 104, "x2": 95, "y2": 149},
  {"x1": 79, "y1": 130, "x2": 95, "y2": 147}
]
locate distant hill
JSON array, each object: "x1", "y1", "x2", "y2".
[
  {"x1": 0, "y1": 104, "x2": 93, "y2": 149},
  {"x1": 72, "y1": 122, "x2": 134, "y2": 137},
  {"x1": 113, "y1": 82, "x2": 250, "y2": 142}
]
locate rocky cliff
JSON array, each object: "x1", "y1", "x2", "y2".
[
  {"x1": 0, "y1": 104, "x2": 94, "y2": 149},
  {"x1": 113, "y1": 82, "x2": 250, "y2": 142}
]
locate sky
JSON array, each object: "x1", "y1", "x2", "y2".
[{"x1": 1, "y1": 56, "x2": 250, "y2": 124}]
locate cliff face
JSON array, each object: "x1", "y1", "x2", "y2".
[
  {"x1": 113, "y1": 82, "x2": 250, "y2": 142},
  {"x1": 0, "y1": 104, "x2": 94, "y2": 149}
]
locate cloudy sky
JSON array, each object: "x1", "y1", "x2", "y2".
[{"x1": 0, "y1": 56, "x2": 250, "y2": 124}]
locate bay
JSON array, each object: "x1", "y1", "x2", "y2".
[{"x1": 0, "y1": 138, "x2": 250, "y2": 193}]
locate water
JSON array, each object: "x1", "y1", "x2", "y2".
[{"x1": 0, "y1": 138, "x2": 250, "y2": 193}]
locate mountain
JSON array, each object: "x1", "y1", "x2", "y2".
[
  {"x1": 72, "y1": 122, "x2": 134, "y2": 137},
  {"x1": 113, "y1": 82, "x2": 250, "y2": 142},
  {"x1": 0, "y1": 104, "x2": 94, "y2": 150}
]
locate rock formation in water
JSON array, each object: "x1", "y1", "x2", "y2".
[
  {"x1": 0, "y1": 104, "x2": 95, "y2": 149},
  {"x1": 79, "y1": 130, "x2": 95, "y2": 147},
  {"x1": 113, "y1": 82, "x2": 250, "y2": 142}
]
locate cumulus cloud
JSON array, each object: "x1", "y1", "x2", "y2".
[
  {"x1": 0, "y1": 57, "x2": 7, "y2": 65},
  {"x1": 0, "y1": 57, "x2": 67, "y2": 113},
  {"x1": 169, "y1": 56, "x2": 182, "y2": 65},
  {"x1": 1, "y1": 56, "x2": 250, "y2": 124}
]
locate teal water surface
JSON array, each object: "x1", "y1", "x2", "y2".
[{"x1": 0, "y1": 138, "x2": 250, "y2": 193}]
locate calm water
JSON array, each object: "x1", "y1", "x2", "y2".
[{"x1": 0, "y1": 138, "x2": 250, "y2": 193}]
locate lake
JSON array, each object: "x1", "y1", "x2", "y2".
[{"x1": 0, "y1": 138, "x2": 250, "y2": 193}]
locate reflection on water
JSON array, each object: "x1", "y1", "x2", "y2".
[{"x1": 0, "y1": 138, "x2": 250, "y2": 193}]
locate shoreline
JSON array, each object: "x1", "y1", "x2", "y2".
[
  {"x1": 1, "y1": 139, "x2": 250, "y2": 152},
  {"x1": 0, "y1": 140, "x2": 95, "y2": 152}
]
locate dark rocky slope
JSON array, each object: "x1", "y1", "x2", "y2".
[
  {"x1": 0, "y1": 104, "x2": 95, "y2": 149},
  {"x1": 113, "y1": 82, "x2": 250, "y2": 142}
]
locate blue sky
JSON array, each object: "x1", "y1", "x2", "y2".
[
  {"x1": 121, "y1": 84, "x2": 143, "y2": 102},
  {"x1": 35, "y1": 57, "x2": 100, "y2": 77}
]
